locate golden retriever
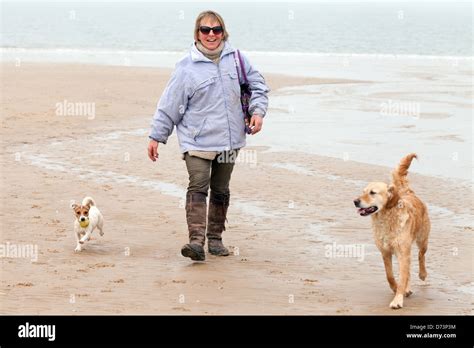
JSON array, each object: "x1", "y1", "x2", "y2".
[{"x1": 354, "y1": 153, "x2": 430, "y2": 309}]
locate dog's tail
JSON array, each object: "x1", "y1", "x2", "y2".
[
  {"x1": 82, "y1": 196, "x2": 96, "y2": 207},
  {"x1": 392, "y1": 153, "x2": 417, "y2": 189}
]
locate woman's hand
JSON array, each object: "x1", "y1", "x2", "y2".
[
  {"x1": 249, "y1": 114, "x2": 263, "y2": 135},
  {"x1": 148, "y1": 139, "x2": 159, "y2": 162}
]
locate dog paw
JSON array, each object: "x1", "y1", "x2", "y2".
[
  {"x1": 389, "y1": 295, "x2": 404, "y2": 309},
  {"x1": 74, "y1": 246, "x2": 82, "y2": 252},
  {"x1": 99, "y1": 231, "x2": 104, "y2": 236},
  {"x1": 419, "y1": 271, "x2": 427, "y2": 281},
  {"x1": 404, "y1": 289, "x2": 413, "y2": 297},
  {"x1": 79, "y1": 240, "x2": 84, "y2": 244}
]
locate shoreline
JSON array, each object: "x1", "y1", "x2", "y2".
[{"x1": 2, "y1": 47, "x2": 473, "y2": 59}]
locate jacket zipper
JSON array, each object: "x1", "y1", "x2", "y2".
[{"x1": 216, "y1": 59, "x2": 233, "y2": 150}]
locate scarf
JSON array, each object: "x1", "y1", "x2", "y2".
[{"x1": 195, "y1": 40, "x2": 225, "y2": 64}]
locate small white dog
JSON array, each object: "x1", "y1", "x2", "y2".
[{"x1": 71, "y1": 197, "x2": 104, "y2": 252}]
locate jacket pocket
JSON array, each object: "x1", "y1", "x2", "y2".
[
  {"x1": 191, "y1": 77, "x2": 216, "y2": 98},
  {"x1": 192, "y1": 116, "x2": 208, "y2": 140},
  {"x1": 227, "y1": 72, "x2": 242, "y2": 102},
  {"x1": 228, "y1": 71, "x2": 239, "y2": 85}
]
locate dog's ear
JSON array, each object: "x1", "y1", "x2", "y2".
[
  {"x1": 385, "y1": 184, "x2": 400, "y2": 209},
  {"x1": 71, "y1": 203, "x2": 78, "y2": 210}
]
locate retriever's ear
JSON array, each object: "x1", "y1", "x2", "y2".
[{"x1": 385, "y1": 184, "x2": 399, "y2": 209}]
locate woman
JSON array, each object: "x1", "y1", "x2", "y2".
[{"x1": 147, "y1": 10, "x2": 269, "y2": 261}]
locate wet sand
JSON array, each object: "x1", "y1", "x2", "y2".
[{"x1": 0, "y1": 63, "x2": 472, "y2": 314}]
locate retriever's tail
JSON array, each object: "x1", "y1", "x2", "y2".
[
  {"x1": 391, "y1": 153, "x2": 417, "y2": 189},
  {"x1": 82, "y1": 196, "x2": 96, "y2": 207}
]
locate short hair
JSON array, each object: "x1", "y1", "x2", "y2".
[{"x1": 194, "y1": 10, "x2": 229, "y2": 42}]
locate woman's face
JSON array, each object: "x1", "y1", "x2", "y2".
[{"x1": 197, "y1": 17, "x2": 223, "y2": 51}]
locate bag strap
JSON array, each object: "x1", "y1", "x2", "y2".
[{"x1": 234, "y1": 49, "x2": 248, "y2": 85}]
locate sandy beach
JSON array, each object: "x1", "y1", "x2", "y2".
[{"x1": 0, "y1": 62, "x2": 472, "y2": 315}]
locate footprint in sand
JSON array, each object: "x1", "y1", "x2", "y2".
[
  {"x1": 110, "y1": 279, "x2": 124, "y2": 283},
  {"x1": 15, "y1": 282, "x2": 34, "y2": 287},
  {"x1": 88, "y1": 262, "x2": 115, "y2": 269},
  {"x1": 336, "y1": 308, "x2": 350, "y2": 313},
  {"x1": 172, "y1": 307, "x2": 190, "y2": 312},
  {"x1": 302, "y1": 278, "x2": 319, "y2": 284}
]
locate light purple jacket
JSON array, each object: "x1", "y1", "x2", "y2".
[{"x1": 149, "y1": 41, "x2": 269, "y2": 153}]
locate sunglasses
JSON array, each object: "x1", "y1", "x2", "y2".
[{"x1": 199, "y1": 26, "x2": 223, "y2": 35}]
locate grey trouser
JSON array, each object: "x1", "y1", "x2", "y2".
[{"x1": 184, "y1": 151, "x2": 238, "y2": 196}]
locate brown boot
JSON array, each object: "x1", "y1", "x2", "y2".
[
  {"x1": 181, "y1": 192, "x2": 207, "y2": 261},
  {"x1": 207, "y1": 191, "x2": 230, "y2": 256}
]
